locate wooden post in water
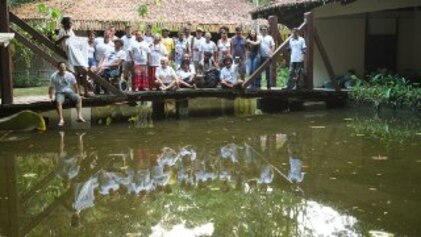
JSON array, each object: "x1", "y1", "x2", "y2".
[
  {"x1": 176, "y1": 99, "x2": 189, "y2": 119},
  {"x1": 0, "y1": 156, "x2": 20, "y2": 236},
  {"x1": 152, "y1": 100, "x2": 165, "y2": 120},
  {"x1": 0, "y1": 0, "x2": 13, "y2": 104},
  {"x1": 304, "y1": 12, "x2": 314, "y2": 90}
]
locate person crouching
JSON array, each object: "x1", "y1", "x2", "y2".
[
  {"x1": 154, "y1": 57, "x2": 179, "y2": 91},
  {"x1": 219, "y1": 56, "x2": 243, "y2": 89}
]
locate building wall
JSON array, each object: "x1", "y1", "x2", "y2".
[
  {"x1": 313, "y1": 17, "x2": 365, "y2": 87},
  {"x1": 312, "y1": 2, "x2": 421, "y2": 87}
]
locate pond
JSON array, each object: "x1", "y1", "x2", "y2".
[{"x1": 0, "y1": 101, "x2": 420, "y2": 237}]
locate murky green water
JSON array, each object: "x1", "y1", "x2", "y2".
[{"x1": 1, "y1": 103, "x2": 420, "y2": 237}]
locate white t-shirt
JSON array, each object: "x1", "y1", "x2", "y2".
[
  {"x1": 191, "y1": 37, "x2": 206, "y2": 62},
  {"x1": 50, "y1": 71, "x2": 76, "y2": 93},
  {"x1": 149, "y1": 43, "x2": 167, "y2": 67},
  {"x1": 121, "y1": 35, "x2": 136, "y2": 61},
  {"x1": 289, "y1": 36, "x2": 306, "y2": 63},
  {"x1": 220, "y1": 64, "x2": 238, "y2": 84},
  {"x1": 175, "y1": 38, "x2": 188, "y2": 63},
  {"x1": 88, "y1": 43, "x2": 95, "y2": 59},
  {"x1": 200, "y1": 40, "x2": 217, "y2": 56},
  {"x1": 102, "y1": 49, "x2": 126, "y2": 67},
  {"x1": 57, "y1": 28, "x2": 75, "y2": 52},
  {"x1": 131, "y1": 41, "x2": 151, "y2": 65},
  {"x1": 144, "y1": 34, "x2": 154, "y2": 45},
  {"x1": 178, "y1": 69, "x2": 194, "y2": 81},
  {"x1": 260, "y1": 35, "x2": 275, "y2": 58},
  {"x1": 95, "y1": 40, "x2": 114, "y2": 62},
  {"x1": 155, "y1": 66, "x2": 177, "y2": 84}
]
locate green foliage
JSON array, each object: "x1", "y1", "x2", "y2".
[
  {"x1": 276, "y1": 66, "x2": 289, "y2": 88},
  {"x1": 13, "y1": 71, "x2": 47, "y2": 88},
  {"x1": 33, "y1": 3, "x2": 62, "y2": 40},
  {"x1": 350, "y1": 70, "x2": 420, "y2": 111},
  {"x1": 137, "y1": 4, "x2": 149, "y2": 17}
]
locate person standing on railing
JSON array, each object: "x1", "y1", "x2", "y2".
[
  {"x1": 287, "y1": 28, "x2": 307, "y2": 91},
  {"x1": 259, "y1": 25, "x2": 275, "y2": 90},
  {"x1": 56, "y1": 17, "x2": 94, "y2": 97}
]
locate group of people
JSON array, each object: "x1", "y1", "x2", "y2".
[{"x1": 48, "y1": 17, "x2": 307, "y2": 126}]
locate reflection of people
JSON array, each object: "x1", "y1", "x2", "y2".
[
  {"x1": 56, "y1": 131, "x2": 85, "y2": 182},
  {"x1": 287, "y1": 133, "x2": 305, "y2": 183},
  {"x1": 287, "y1": 28, "x2": 307, "y2": 91},
  {"x1": 48, "y1": 62, "x2": 86, "y2": 126}
]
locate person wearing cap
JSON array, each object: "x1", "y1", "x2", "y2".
[
  {"x1": 95, "y1": 38, "x2": 126, "y2": 89},
  {"x1": 191, "y1": 27, "x2": 206, "y2": 69},
  {"x1": 259, "y1": 25, "x2": 275, "y2": 89},
  {"x1": 161, "y1": 28, "x2": 175, "y2": 62}
]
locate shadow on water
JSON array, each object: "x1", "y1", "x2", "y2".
[{"x1": 0, "y1": 105, "x2": 420, "y2": 236}]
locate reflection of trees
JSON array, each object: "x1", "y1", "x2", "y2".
[{"x1": 4, "y1": 132, "x2": 366, "y2": 236}]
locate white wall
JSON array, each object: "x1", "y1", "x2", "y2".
[{"x1": 313, "y1": 17, "x2": 365, "y2": 87}]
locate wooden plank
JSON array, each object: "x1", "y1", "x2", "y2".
[
  {"x1": 1, "y1": 0, "x2": 13, "y2": 104},
  {"x1": 304, "y1": 12, "x2": 314, "y2": 90},
  {"x1": 12, "y1": 29, "x2": 124, "y2": 96},
  {"x1": 243, "y1": 21, "x2": 307, "y2": 88},
  {"x1": 314, "y1": 27, "x2": 340, "y2": 91},
  {"x1": 9, "y1": 11, "x2": 67, "y2": 59}
]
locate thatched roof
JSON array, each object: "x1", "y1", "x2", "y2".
[
  {"x1": 250, "y1": 0, "x2": 356, "y2": 28},
  {"x1": 12, "y1": 0, "x2": 257, "y2": 32}
]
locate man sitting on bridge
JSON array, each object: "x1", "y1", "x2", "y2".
[
  {"x1": 219, "y1": 56, "x2": 243, "y2": 89},
  {"x1": 48, "y1": 62, "x2": 86, "y2": 126},
  {"x1": 95, "y1": 39, "x2": 126, "y2": 80}
]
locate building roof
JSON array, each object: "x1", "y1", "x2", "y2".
[
  {"x1": 12, "y1": 0, "x2": 257, "y2": 32},
  {"x1": 250, "y1": 0, "x2": 356, "y2": 28}
]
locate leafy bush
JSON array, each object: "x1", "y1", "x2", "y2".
[
  {"x1": 13, "y1": 71, "x2": 48, "y2": 88},
  {"x1": 350, "y1": 70, "x2": 420, "y2": 111}
]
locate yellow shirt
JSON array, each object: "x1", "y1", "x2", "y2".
[{"x1": 162, "y1": 37, "x2": 175, "y2": 55}]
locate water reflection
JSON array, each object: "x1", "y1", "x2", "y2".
[{"x1": 1, "y1": 111, "x2": 420, "y2": 236}]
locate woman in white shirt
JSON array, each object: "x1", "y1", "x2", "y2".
[
  {"x1": 217, "y1": 29, "x2": 231, "y2": 67},
  {"x1": 177, "y1": 59, "x2": 196, "y2": 88},
  {"x1": 55, "y1": 17, "x2": 75, "y2": 53},
  {"x1": 155, "y1": 57, "x2": 178, "y2": 91},
  {"x1": 149, "y1": 34, "x2": 168, "y2": 90}
]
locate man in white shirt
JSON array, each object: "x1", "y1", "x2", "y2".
[
  {"x1": 130, "y1": 31, "x2": 151, "y2": 91},
  {"x1": 287, "y1": 28, "x2": 306, "y2": 91},
  {"x1": 191, "y1": 27, "x2": 206, "y2": 69},
  {"x1": 48, "y1": 62, "x2": 85, "y2": 126},
  {"x1": 121, "y1": 25, "x2": 136, "y2": 82},
  {"x1": 259, "y1": 26, "x2": 275, "y2": 89},
  {"x1": 220, "y1": 56, "x2": 243, "y2": 89},
  {"x1": 94, "y1": 30, "x2": 114, "y2": 63}
]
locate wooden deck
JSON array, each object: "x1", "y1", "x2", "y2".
[{"x1": 0, "y1": 88, "x2": 348, "y2": 116}]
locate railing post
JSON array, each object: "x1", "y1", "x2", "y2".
[
  {"x1": 268, "y1": 16, "x2": 281, "y2": 88},
  {"x1": 1, "y1": 0, "x2": 13, "y2": 104},
  {"x1": 304, "y1": 12, "x2": 314, "y2": 90}
]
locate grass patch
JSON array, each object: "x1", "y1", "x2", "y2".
[{"x1": 13, "y1": 86, "x2": 48, "y2": 97}]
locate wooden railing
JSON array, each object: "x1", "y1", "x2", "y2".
[{"x1": 9, "y1": 11, "x2": 124, "y2": 96}]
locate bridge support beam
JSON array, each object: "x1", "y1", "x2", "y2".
[
  {"x1": 258, "y1": 98, "x2": 288, "y2": 113},
  {"x1": 1, "y1": 0, "x2": 13, "y2": 104},
  {"x1": 152, "y1": 100, "x2": 165, "y2": 120},
  {"x1": 176, "y1": 99, "x2": 189, "y2": 119}
]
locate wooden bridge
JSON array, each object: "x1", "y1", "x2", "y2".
[{"x1": 0, "y1": 0, "x2": 344, "y2": 117}]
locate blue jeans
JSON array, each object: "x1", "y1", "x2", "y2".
[
  {"x1": 247, "y1": 53, "x2": 261, "y2": 89},
  {"x1": 260, "y1": 56, "x2": 272, "y2": 89}
]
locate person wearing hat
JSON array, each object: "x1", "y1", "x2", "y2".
[
  {"x1": 94, "y1": 38, "x2": 126, "y2": 92},
  {"x1": 191, "y1": 27, "x2": 206, "y2": 70},
  {"x1": 161, "y1": 27, "x2": 175, "y2": 62}
]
